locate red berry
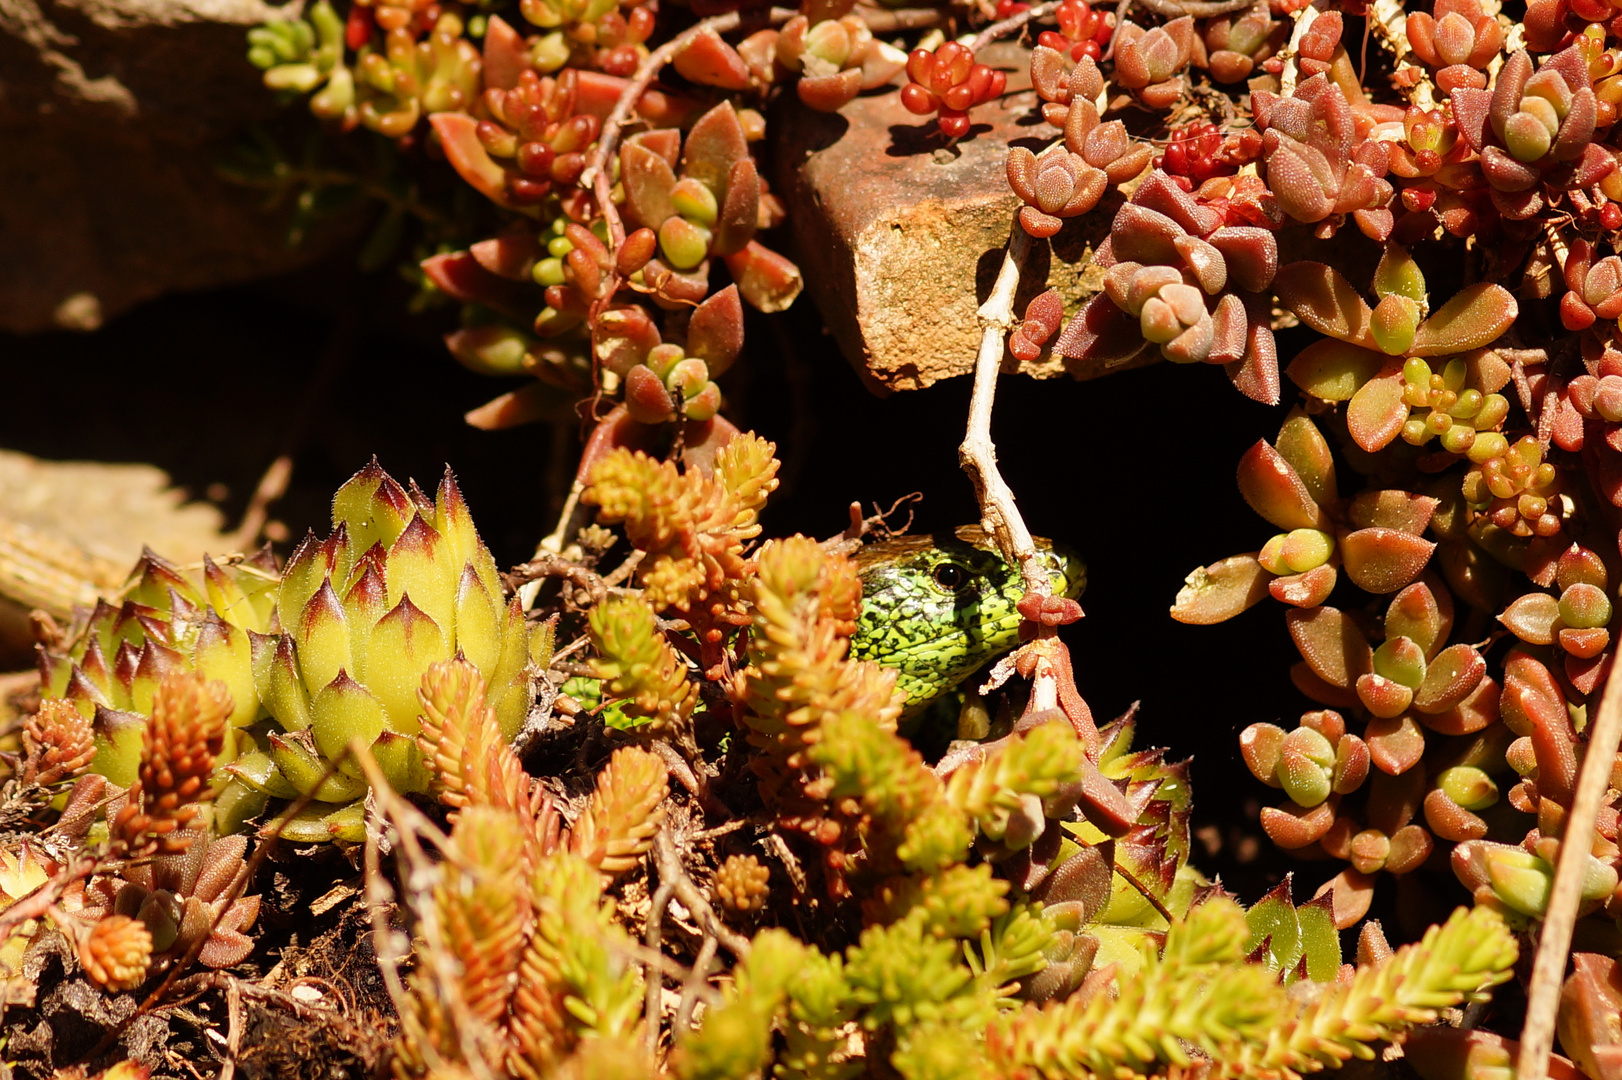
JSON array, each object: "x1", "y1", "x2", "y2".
[{"x1": 900, "y1": 83, "x2": 938, "y2": 115}]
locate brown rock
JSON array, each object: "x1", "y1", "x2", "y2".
[
  {"x1": 0, "y1": 449, "x2": 230, "y2": 665},
  {"x1": 774, "y1": 41, "x2": 1149, "y2": 394},
  {"x1": 0, "y1": 0, "x2": 355, "y2": 332}
]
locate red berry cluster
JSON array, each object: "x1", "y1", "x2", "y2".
[
  {"x1": 993, "y1": 0, "x2": 1030, "y2": 15},
  {"x1": 1159, "y1": 122, "x2": 1260, "y2": 188},
  {"x1": 901, "y1": 42, "x2": 1008, "y2": 139},
  {"x1": 1036, "y1": 0, "x2": 1112, "y2": 62}
]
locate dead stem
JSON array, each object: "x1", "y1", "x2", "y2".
[
  {"x1": 958, "y1": 224, "x2": 1048, "y2": 600},
  {"x1": 676, "y1": 934, "x2": 718, "y2": 1034},
  {"x1": 968, "y1": 0, "x2": 1058, "y2": 53},
  {"x1": 857, "y1": 4, "x2": 948, "y2": 32},
  {"x1": 1517, "y1": 662, "x2": 1622, "y2": 1079},
  {"x1": 580, "y1": 6, "x2": 799, "y2": 255},
  {"x1": 654, "y1": 829, "x2": 752, "y2": 958},
  {"x1": 645, "y1": 879, "x2": 675, "y2": 1058}
]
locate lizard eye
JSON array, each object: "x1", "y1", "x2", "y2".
[{"x1": 932, "y1": 562, "x2": 967, "y2": 591}]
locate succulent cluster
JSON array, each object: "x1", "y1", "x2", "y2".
[
  {"x1": 37, "y1": 460, "x2": 535, "y2": 843},
  {"x1": 35, "y1": 0, "x2": 1622, "y2": 1073}
]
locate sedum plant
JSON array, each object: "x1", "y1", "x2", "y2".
[{"x1": 28, "y1": 0, "x2": 1622, "y2": 1071}]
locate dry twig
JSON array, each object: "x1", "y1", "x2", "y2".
[{"x1": 1517, "y1": 663, "x2": 1622, "y2": 1078}]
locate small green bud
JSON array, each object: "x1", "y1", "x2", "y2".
[
  {"x1": 1370, "y1": 293, "x2": 1421, "y2": 356},
  {"x1": 1484, "y1": 846, "x2": 1553, "y2": 916},
  {"x1": 645, "y1": 342, "x2": 687, "y2": 381},
  {"x1": 1437, "y1": 765, "x2": 1498, "y2": 811},
  {"x1": 670, "y1": 177, "x2": 719, "y2": 227},
  {"x1": 1280, "y1": 528, "x2": 1335, "y2": 574},
  {"x1": 1439, "y1": 423, "x2": 1476, "y2": 455},
  {"x1": 1467, "y1": 431, "x2": 1509, "y2": 464},
  {"x1": 532, "y1": 257, "x2": 567, "y2": 286},
  {"x1": 1373, "y1": 635, "x2": 1427, "y2": 689},
  {"x1": 1559, "y1": 582, "x2": 1613, "y2": 629},
  {"x1": 658, "y1": 216, "x2": 712, "y2": 271},
  {"x1": 1258, "y1": 533, "x2": 1290, "y2": 575},
  {"x1": 530, "y1": 31, "x2": 571, "y2": 71},
  {"x1": 1504, "y1": 111, "x2": 1553, "y2": 162}
]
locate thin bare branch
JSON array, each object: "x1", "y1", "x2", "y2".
[{"x1": 1518, "y1": 664, "x2": 1622, "y2": 1078}]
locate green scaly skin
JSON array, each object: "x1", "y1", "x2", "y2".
[{"x1": 850, "y1": 526, "x2": 1086, "y2": 714}]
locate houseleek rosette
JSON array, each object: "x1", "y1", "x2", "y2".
[{"x1": 234, "y1": 460, "x2": 534, "y2": 841}]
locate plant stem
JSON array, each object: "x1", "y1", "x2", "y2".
[
  {"x1": 581, "y1": 6, "x2": 799, "y2": 253},
  {"x1": 959, "y1": 225, "x2": 1049, "y2": 599},
  {"x1": 968, "y1": 1, "x2": 1058, "y2": 53},
  {"x1": 1517, "y1": 661, "x2": 1622, "y2": 1078}
]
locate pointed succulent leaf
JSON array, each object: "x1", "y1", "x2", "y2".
[
  {"x1": 445, "y1": 325, "x2": 532, "y2": 377},
  {"x1": 386, "y1": 515, "x2": 457, "y2": 642},
  {"x1": 1373, "y1": 242, "x2": 1428, "y2": 304},
  {"x1": 270, "y1": 800, "x2": 367, "y2": 842},
  {"x1": 1371, "y1": 293, "x2": 1422, "y2": 356},
  {"x1": 339, "y1": 464, "x2": 414, "y2": 553},
  {"x1": 1411, "y1": 284, "x2": 1517, "y2": 356},
  {"x1": 1340, "y1": 528, "x2": 1436, "y2": 594},
  {"x1": 364, "y1": 595, "x2": 451, "y2": 729},
  {"x1": 723, "y1": 241, "x2": 803, "y2": 313},
  {"x1": 682, "y1": 102, "x2": 749, "y2": 199},
  {"x1": 1274, "y1": 413, "x2": 1336, "y2": 506},
  {"x1": 295, "y1": 579, "x2": 351, "y2": 695},
  {"x1": 1275, "y1": 263, "x2": 1376, "y2": 347},
  {"x1": 1270, "y1": 565, "x2": 1337, "y2": 608},
  {"x1": 371, "y1": 729, "x2": 431, "y2": 794},
  {"x1": 309, "y1": 671, "x2": 390, "y2": 777},
  {"x1": 266, "y1": 729, "x2": 368, "y2": 801},
  {"x1": 1413, "y1": 644, "x2": 1486, "y2": 713},
  {"x1": 1386, "y1": 581, "x2": 1450, "y2": 658},
  {"x1": 1347, "y1": 369, "x2": 1410, "y2": 453},
  {"x1": 194, "y1": 614, "x2": 259, "y2": 729},
  {"x1": 672, "y1": 27, "x2": 751, "y2": 90},
  {"x1": 91, "y1": 707, "x2": 147, "y2": 788},
  {"x1": 227, "y1": 749, "x2": 301, "y2": 798},
  {"x1": 621, "y1": 141, "x2": 678, "y2": 230},
  {"x1": 276, "y1": 533, "x2": 328, "y2": 635},
  {"x1": 1499, "y1": 592, "x2": 1559, "y2": 644},
  {"x1": 1261, "y1": 799, "x2": 1336, "y2": 849},
  {"x1": 203, "y1": 557, "x2": 257, "y2": 632},
  {"x1": 264, "y1": 634, "x2": 313, "y2": 731},
  {"x1": 686, "y1": 284, "x2": 744, "y2": 375},
  {"x1": 1286, "y1": 606, "x2": 1372, "y2": 689},
  {"x1": 430, "y1": 113, "x2": 523, "y2": 211},
  {"x1": 485, "y1": 598, "x2": 532, "y2": 740},
  {"x1": 1240, "y1": 723, "x2": 1287, "y2": 786},
  {"x1": 452, "y1": 565, "x2": 505, "y2": 675},
  {"x1": 713, "y1": 157, "x2": 760, "y2": 257},
  {"x1": 1348, "y1": 490, "x2": 1439, "y2": 535},
  {"x1": 1236, "y1": 440, "x2": 1327, "y2": 531},
  {"x1": 1286, "y1": 339, "x2": 1384, "y2": 402},
  {"x1": 1245, "y1": 879, "x2": 1305, "y2": 972},
  {"x1": 1170, "y1": 553, "x2": 1270, "y2": 624}
]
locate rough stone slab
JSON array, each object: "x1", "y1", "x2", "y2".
[
  {"x1": 0, "y1": 450, "x2": 229, "y2": 663},
  {"x1": 775, "y1": 42, "x2": 1151, "y2": 394},
  {"x1": 0, "y1": 0, "x2": 356, "y2": 332}
]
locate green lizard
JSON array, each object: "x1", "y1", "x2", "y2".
[
  {"x1": 851, "y1": 526, "x2": 1086, "y2": 714},
  {"x1": 571, "y1": 527, "x2": 1083, "y2": 725}
]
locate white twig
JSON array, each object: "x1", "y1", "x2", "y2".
[
  {"x1": 958, "y1": 226, "x2": 1050, "y2": 599},
  {"x1": 1517, "y1": 665, "x2": 1622, "y2": 1078}
]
